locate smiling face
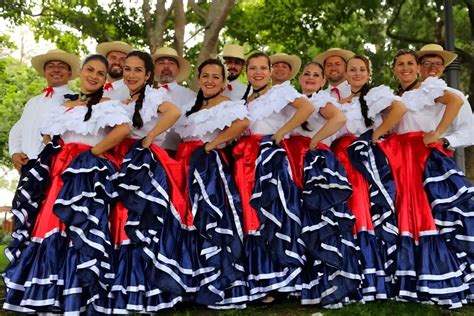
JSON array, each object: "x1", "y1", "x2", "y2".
[
  {"x1": 80, "y1": 59, "x2": 107, "y2": 94},
  {"x1": 346, "y1": 57, "x2": 370, "y2": 92},
  {"x1": 224, "y1": 57, "x2": 244, "y2": 81},
  {"x1": 271, "y1": 62, "x2": 292, "y2": 85},
  {"x1": 299, "y1": 63, "x2": 325, "y2": 95},
  {"x1": 247, "y1": 55, "x2": 271, "y2": 89},
  {"x1": 324, "y1": 55, "x2": 346, "y2": 85},
  {"x1": 198, "y1": 63, "x2": 226, "y2": 98},
  {"x1": 106, "y1": 50, "x2": 127, "y2": 80},
  {"x1": 419, "y1": 55, "x2": 445, "y2": 80},
  {"x1": 44, "y1": 60, "x2": 72, "y2": 87},
  {"x1": 123, "y1": 55, "x2": 151, "y2": 95},
  {"x1": 393, "y1": 53, "x2": 419, "y2": 88}
]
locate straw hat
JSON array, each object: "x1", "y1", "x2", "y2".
[
  {"x1": 31, "y1": 49, "x2": 81, "y2": 79},
  {"x1": 312, "y1": 48, "x2": 355, "y2": 65},
  {"x1": 270, "y1": 53, "x2": 302, "y2": 80},
  {"x1": 96, "y1": 41, "x2": 133, "y2": 57},
  {"x1": 222, "y1": 44, "x2": 245, "y2": 61},
  {"x1": 152, "y1": 47, "x2": 191, "y2": 82},
  {"x1": 416, "y1": 44, "x2": 457, "y2": 66}
]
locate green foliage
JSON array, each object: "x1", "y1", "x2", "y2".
[{"x1": 0, "y1": 58, "x2": 46, "y2": 167}]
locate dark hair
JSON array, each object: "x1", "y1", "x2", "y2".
[
  {"x1": 82, "y1": 54, "x2": 109, "y2": 121},
  {"x1": 392, "y1": 49, "x2": 418, "y2": 96},
  {"x1": 242, "y1": 52, "x2": 271, "y2": 100},
  {"x1": 347, "y1": 55, "x2": 373, "y2": 127},
  {"x1": 186, "y1": 58, "x2": 226, "y2": 117},
  {"x1": 418, "y1": 53, "x2": 444, "y2": 64},
  {"x1": 126, "y1": 51, "x2": 155, "y2": 129}
]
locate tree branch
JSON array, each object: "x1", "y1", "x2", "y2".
[{"x1": 189, "y1": 0, "x2": 208, "y2": 21}]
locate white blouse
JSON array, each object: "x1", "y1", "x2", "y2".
[
  {"x1": 247, "y1": 81, "x2": 303, "y2": 136},
  {"x1": 41, "y1": 100, "x2": 131, "y2": 146},
  {"x1": 175, "y1": 100, "x2": 248, "y2": 146}
]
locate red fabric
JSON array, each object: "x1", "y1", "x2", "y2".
[
  {"x1": 281, "y1": 136, "x2": 310, "y2": 189},
  {"x1": 32, "y1": 143, "x2": 92, "y2": 238},
  {"x1": 110, "y1": 201, "x2": 128, "y2": 245},
  {"x1": 104, "y1": 82, "x2": 113, "y2": 91},
  {"x1": 377, "y1": 132, "x2": 446, "y2": 241},
  {"x1": 42, "y1": 86, "x2": 54, "y2": 97},
  {"x1": 331, "y1": 135, "x2": 373, "y2": 234},
  {"x1": 233, "y1": 135, "x2": 263, "y2": 233},
  {"x1": 330, "y1": 87, "x2": 342, "y2": 101},
  {"x1": 227, "y1": 83, "x2": 233, "y2": 91},
  {"x1": 158, "y1": 84, "x2": 169, "y2": 91}
]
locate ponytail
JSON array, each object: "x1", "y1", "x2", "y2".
[
  {"x1": 359, "y1": 83, "x2": 373, "y2": 128},
  {"x1": 241, "y1": 82, "x2": 252, "y2": 102},
  {"x1": 83, "y1": 87, "x2": 104, "y2": 121},
  {"x1": 132, "y1": 85, "x2": 147, "y2": 129},
  {"x1": 186, "y1": 89, "x2": 205, "y2": 117}
]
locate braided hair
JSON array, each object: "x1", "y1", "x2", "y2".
[
  {"x1": 126, "y1": 51, "x2": 155, "y2": 129},
  {"x1": 186, "y1": 58, "x2": 226, "y2": 117},
  {"x1": 347, "y1": 55, "x2": 373, "y2": 127},
  {"x1": 82, "y1": 54, "x2": 108, "y2": 121}
]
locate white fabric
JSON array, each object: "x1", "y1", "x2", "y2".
[
  {"x1": 440, "y1": 87, "x2": 473, "y2": 148},
  {"x1": 248, "y1": 81, "x2": 303, "y2": 136},
  {"x1": 325, "y1": 80, "x2": 351, "y2": 101},
  {"x1": 120, "y1": 86, "x2": 172, "y2": 146},
  {"x1": 292, "y1": 90, "x2": 337, "y2": 145},
  {"x1": 335, "y1": 85, "x2": 395, "y2": 138},
  {"x1": 102, "y1": 79, "x2": 129, "y2": 100},
  {"x1": 396, "y1": 77, "x2": 448, "y2": 134},
  {"x1": 9, "y1": 85, "x2": 73, "y2": 159},
  {"x1": 41, "y1": 100, "x2": 131, "y2": 146},
  {"x1": 175, "y1": 100, "x2": 248, "y2": 144},
  {"x1": 156, "y1": 81, "x2": 197, "y2": 150},
  {"x1": 222, "y1": 80, "x2": 248, "y2": 101}
]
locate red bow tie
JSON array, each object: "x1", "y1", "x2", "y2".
[
  {"x1": 42, "y1": 86, "x2": 54, "y2": 97},
  {"x1": 104, "y1": 82, "x2": 113, "y2": 91},
  {"x1": 227, "y1": 83, "x2": 233, "y2": 91},
  {"x1": 158, "y1": 84, "x2": 169, "y2": 90},
  {"x1": 330, "y1": 87, "x2": 342, "y2": 101}
]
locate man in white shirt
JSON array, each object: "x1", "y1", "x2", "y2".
[
  {"x1": 270, "y1": 53, "x2": 301, "y2": 86},
  {"x1": 152, "y1": 47, "x2": 196, "y2": 151},
  {"x1": 96, "y1": 41, "x2": 133, "y2": 100},
  {"x1": 416, "y1": 43, "x2": 473, "y2": 149},
  {"x1": 222, "y1": 44, "x2": 247, "y2": 100},
  {"x1": 312, "y1": 48, "x2": 355, "y2": 101},
  {"x1": 9, "y1": 49, "x2": 80, "y2": 173}
]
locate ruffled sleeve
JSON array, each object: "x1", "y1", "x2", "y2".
[
  {"x1": 41, "y1": 100, "x2": 131, "y2": 136},
  {"x1": 309, "y1": 90, "x2": 337, "y2": 111},
  {"x1": 365, "y1": 85, "x2": 401, "y2": 119},
  {"x1": 248, "y1": 81, "x2": 303, "y2": 121},
  {"x1": 401, "y1": 77, "x2": 448, "y2": 111},
  {"x1": 175, "y1": 100, "x2": 248, "y2": 138},
  {"x1": 137, "y1": 86, "x2": 172, "y2": 125}
]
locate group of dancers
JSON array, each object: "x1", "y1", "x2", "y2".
[{"x1": 3, "y1": 41, "x2": 474, "y2": 314}]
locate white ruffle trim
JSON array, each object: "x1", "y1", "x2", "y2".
[
  {"x1": 248, "y1": 81, "x2": 303, "y2": 121},
  {"x1": 309, "y1": 90, "x2": 336, "y2": 111},
  {"x1": 175, "y1": 100, "x2": 248, "y2": 138},
  {"x1": 42, "y1": 100, "x2": 131, "y2": 136},
  {"x1": 127, "y1": 85, "x2": 172, "y2": 124},
  {"x1": 365, "y1": 85, "x2": 401, "y2": 119},
  {"x1": 402, "y1": 77, "x2": 448, "y2": 111}
]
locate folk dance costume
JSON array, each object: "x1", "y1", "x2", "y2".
[
  {"x1": 233, "y1": 82, "x2": 305, "y2": 300},
  {"x1": 378, "y1": 77, "x2": 474, "y2": 308},
  {"x1": 3, "y1": 100, "x2": 130, "y2": 314},
  {"x1": 331, "y1": 86, "x2": 401, "y2": 302},
  {"x1": 280, "y1": 90, "x2": 363, "y2": 307},
  {"x1": 102, "y1": 79, "x2": 130, "y2": 101},
  {"x1": 99, "y1": 86, "x2": 182, "y2": 314},
  {"x1": 170, "y1": 100, "x2": 248, "y2": 308}
]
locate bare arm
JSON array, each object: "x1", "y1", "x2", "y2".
[
  {"x1": 91, "y1": 123, "x2": 131, "y2": 157},
  {"x1": 205, "y1": 118, "x2": 250, "y2": 152},
  {"x1": 423, "y1": 90, "x2": 463, "y2": 145},
  {"x1": 43, "y1": 135, "x2": 52, "y2": 144},
  {"x1": 142, "y1": 101, "x2": 181, "y2": 148},
  {"x1": 310, "y1": 103, "x2": 346, "y2": 149},
  {"x1": 272, "y1": 97, "x2": 315, "y2": 144},
  {"x1": 372, "y1": 100, "x2": 407, "y2": 142}
]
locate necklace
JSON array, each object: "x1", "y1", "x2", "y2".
[
  {"x1": 79, "y1": 91, "x2": 93, "y2": 102},
  {"x1": 397, "y1": 80, "x2": 418, "y2": 96},
  {"x1": 351, "y1": 87, "x2": 362, "y2": 95},
  {"x1": 252, "y1": 84, "x2": 268, "y2": 99},
  {"x1": 202, "y1": 91, "x2": 221, "y2": 106}
]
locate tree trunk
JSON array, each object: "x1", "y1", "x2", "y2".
[{"x1": 173, "y1": 0, "x2": 186, "y2": 56}]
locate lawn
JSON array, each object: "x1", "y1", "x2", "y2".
[{"x1": 0, "y1": 245, "x2": 473, "y2": 315}]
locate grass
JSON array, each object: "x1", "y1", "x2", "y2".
[{"x1": 0, "y1": 245, "x2": 473, "y2": 315}]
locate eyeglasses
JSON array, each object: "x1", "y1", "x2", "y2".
[{"x1": 420, "y1": 61, "x2": 444, "y2": 68}]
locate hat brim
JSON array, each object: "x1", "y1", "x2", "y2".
[
  {"x1": 223, "y1": 54, "x2": 246, "y2": 61},
  {"x1": 96, "y1": 42, "x2": 133, "y2": 57},
  {"x1": 153, "y1": 53, "x2": 191, "y2": 82},
  {"x1": 270, "y1": 55, "x2": 302, "y2": 80},
  {"x1": 416, "y1": 50, "x2": 458, "y2": 67},
  {"x1": 312, "y1": 49, "x2": 355, "y2": 66},
  {"x1": 31, "y1": 52, "x2": 80, "y2": 79}
]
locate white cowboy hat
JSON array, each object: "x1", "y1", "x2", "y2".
[
  {"x1": 222, "y1": 44, "x2": 245, "y2": 61},
  {"x1": 416, "y1": 44, "x2": 457, "y2": 66},
  {"x1": 312, "y1": 47, "x2": 355, "y2": 66},
  {"x1": 31, "y1": 49, "x2": 81, "y2": 79},
  {"x1": 270, "y1": 53, "x2": 302, "y2": 80},
  {"x1": 152, "y1": 47, "x2": 192, "y2": 82},
  {"x1": 96, "y1": 41, "x2": 133, "y2": 57}
]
